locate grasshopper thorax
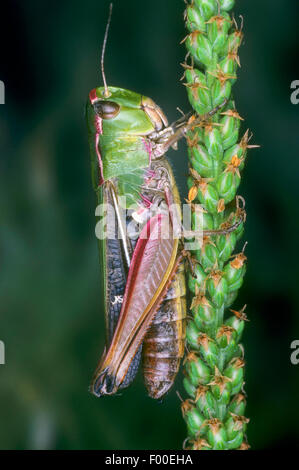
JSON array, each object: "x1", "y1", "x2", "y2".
[{"x1": 86, "y1": 86, "x2": 169, "y2": 187}]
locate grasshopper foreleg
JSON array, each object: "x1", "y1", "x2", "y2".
[{"x1": 150, "y1": 99, "x2": 228, "y2": 158}]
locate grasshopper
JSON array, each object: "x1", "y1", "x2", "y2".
[{"x1": 86, "y1": 6, "x2": 232, "y2": 399}]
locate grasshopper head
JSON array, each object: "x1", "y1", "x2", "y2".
[
  {"x1": 87, "y1": 86, "x2": 168, "y2": 136},
  {"x1": 86, "y1": 87, "x2": 169, "y2": 186}
]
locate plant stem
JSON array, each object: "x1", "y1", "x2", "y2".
[{"x1": 181, "y1": 0, "x2": 255, "y2": 450}]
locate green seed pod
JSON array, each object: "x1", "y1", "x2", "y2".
[
  {"x1": 228, "y1": 393, "x2": 247, "y2": 416},
  {"x1": 188, "y1": 144, "x2": 218, "y2": 178},
  {"x1": 195, "y1": 385, "x2": 218, "y2": 419},
  {"x1": 183, "y1": 377, "x2": 197, "y2": 399},
  {"x1": 220, "y1": 112, "x2": 241, "y2": 150},
  {"x1": 223, "y1": 254, "x2": 247, "y2": 291},
  {"x1": 200, "y1": 211, "x2": 215, "y2": 231},
  {"x1": 211, "y1": 79, "x2": 232, "y2": 107},
  {"x1": 186, "y1": 320, "x2": 201, "y2": 350},
  {"x1": 188, "y1": 265, "x2": 206, "y2": 294},
  {"x1": 219, "y1": 0, "x2": 235, "y2": 11},
  {"x1": 196, "y1": 241, "x2": 220, "y2": 270},
  {"x1": 217, "y1": 231, "x2": 237, "y2": 263},
  {"x1": 227, "y1": 432, "x2": 244, "y2": 450},
  {"x1": 192, "y1": 294, "x2": 217, "y2": 334},
  {"x1": 219, "y1": 56, "x2": 237, "y2": 81},
  {"x1": 204, "y1": 419, "x2": 228, "y2": 450},
  {"x1": 185, "y1": 353, "x2": 212, "y2": 386},
  {"x1": 194, "y1": 0, "x2": 217, "y2": 21},
  {"x1": 203, "y1": 127, "x2": 224, "y2": 161},
  {"x1": 216, "y1": 325, "x2": 237, "y2": 348},
  {"x1": 223, "y1": 141, "x2": 245, "y2": 164},
  {"x1": 216, "y1": 325, "x2": 239, "y2": 364},
  {"x1": 186, "y1": 31, "x2": 214, "y2": 69},
  {"x1": 224, "y1": 289, "x2": 238, "y2": 308},
  {"x1": 209, "y1": 368, "x2": 232, "y2": 405},
  {"x1": 191, "y1": 208, "x2": 214, "y2": 232},
  {"x1": 182, "y1": 400, "x2": 206, "y2": 437},
  {"x1": 206, "y1": 13, "x2": 231, "y2": 56},
  {"x1": 234, "y1": 220, "x2": 245, "y2": 242},
  {"x1": 225, "y1": 413, "x2": 249, "y2": 441},
  {"x1": 197, "y1": 182, "x2": 219, "y2": 214},
  {"x1": 206, "y1": 271, "x2": 228, "y2": 307},
  {"x1": 197, "y1": 333, "x2": 220, "y2": 369},
  {"x1": 185, "y1": 69, "x2": 212, "y2": 115},
  {"x1": 225, "y1": 314, "x2": 246, "y2": 342},
  {"x1": 216, "y1": 168, "x2": 241, "y2": 203},
  {"x1": 224, "y1": 358, "x2": 245, "y2": 395},
  {"x1": 185, "y1": 4, "x2": 206, "y2": 33}
]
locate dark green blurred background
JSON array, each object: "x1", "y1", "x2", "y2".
[{"x1": 0, "y1": 0, "x2": 298, "y2": 450}]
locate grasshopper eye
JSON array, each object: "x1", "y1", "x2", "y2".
[{"x1": 94, "y1": 100, "x2": 120, "y2": 119}]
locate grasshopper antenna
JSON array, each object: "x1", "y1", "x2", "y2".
[{"x1": 101, "y1": 3, "x2": 113, "y2": 98}]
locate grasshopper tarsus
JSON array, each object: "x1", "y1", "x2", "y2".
[{"x1": 155, "y1": 99, "x2": 229, "y2": 156}]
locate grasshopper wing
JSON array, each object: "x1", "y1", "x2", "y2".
[
  {"x1": 92, "y1": 212, "x2": 178, "y2": 396},
  {"x1": 93, "y1": 184, "x2": 142, "y2": 395}
]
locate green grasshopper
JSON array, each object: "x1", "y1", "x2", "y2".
[{"x1": 86, "y1": 5, "x2": 231, "y2": 399}]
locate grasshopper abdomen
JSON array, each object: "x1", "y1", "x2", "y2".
[{"x1": 143, "y1": 262, "x2": 186, "y2": 399}]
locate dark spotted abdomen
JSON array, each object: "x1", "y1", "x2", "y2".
[{"x1": 142, "y1": 262, "x2": 186, "y2": 399}]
